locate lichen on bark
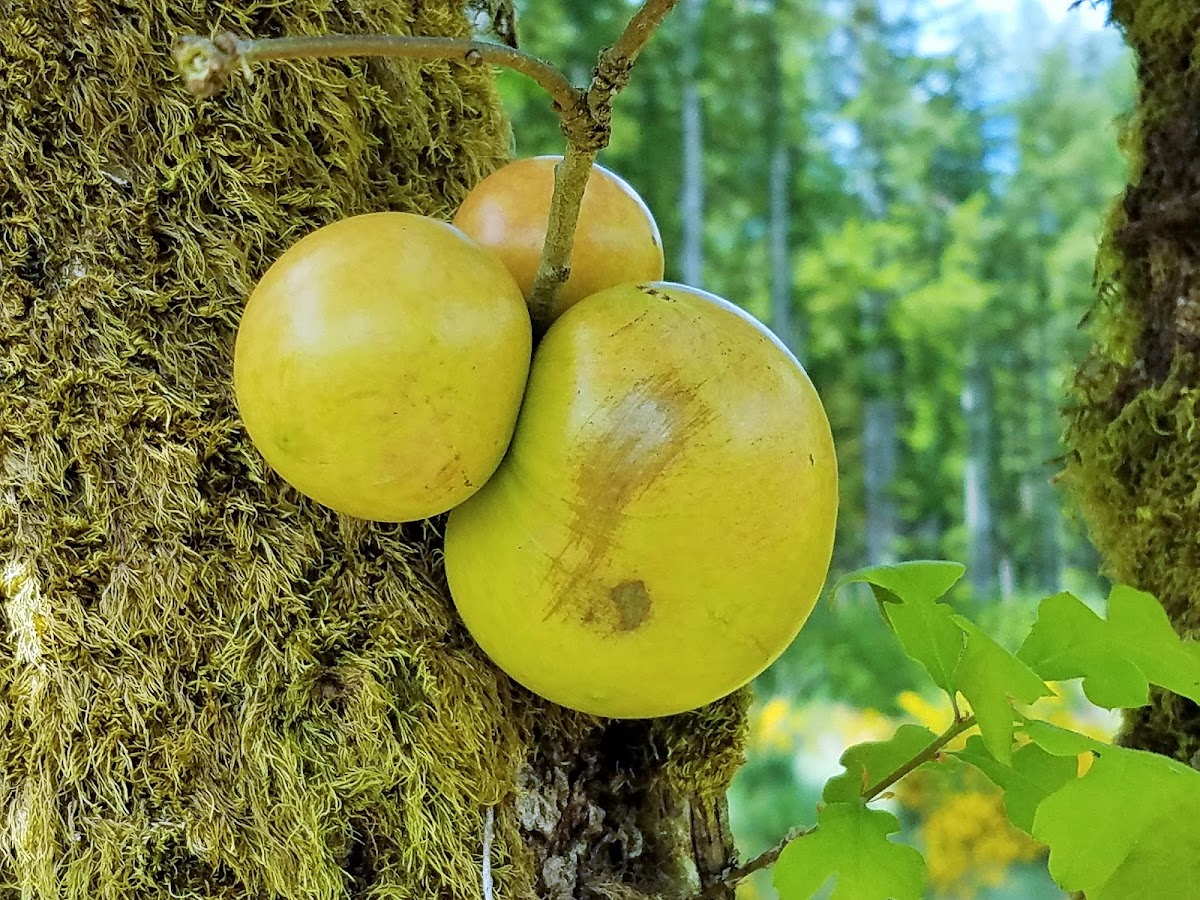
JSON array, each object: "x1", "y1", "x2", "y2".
[
  {"x1": 0, "y1": 2, "x2": 746, "y2": 897},
  {"x1": 1064, "y1": 1, "x2": 1200, "y2": 761}
]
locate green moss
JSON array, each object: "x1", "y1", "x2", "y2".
[
  {"x1": 0, "y1": 4, "x2": 749, "y2": 896},
  {"x1": 1064, "y1": 0, "x2": 1200, "y2": 620},
  {"x1": 1065, "y1": 1, "x2": 1200, "y2": 760},
  {"x1": 0, "y1": 1, "x2": 523, "y2": 896},
  {"x1": 658, "y1": 688, "x2": 751, "y2": 797},
  {"x1": 1064, "y1": 355, "x2": 1200, "y2": 626},
  {"x1": 1113, "y1": 1, "x2": 1198, "y2": 51}
]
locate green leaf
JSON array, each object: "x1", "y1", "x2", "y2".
[
  {"x1": 823, "y1": 724, "x2": 939, "y2": 803},
  {"x1": 773, "y1": 803, "x2": 925, "y2": 900},
  {"x1": 953, "y1": 735, "x2": 1077, "y2": 833},
  {"x1": 1033, "y1": 745, "x2": 1200, "y2": 899},
  {"x1": 1019, "y1": 719, "x2": 1108, "y2": 756},
  {"x1": 1095, "y1": 807, "x2": 1200, "y2": 899},
  {"x1": 887, "y1": 600, "x2": 964, "y2": 696},
  {"x1": 953, "y1": 617, "x2": 1052, "y2": 764},
  {"x1": 1017, "y1": 586, "x2": 1200, "y2": 709},
  {"x1": 831, "y1": 561, "x2": 965, "y2": 606},
  {"x1": 833, "y1": 561, "x2": 967, "y2": 696}
]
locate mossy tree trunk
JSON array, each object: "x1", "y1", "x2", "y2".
[
  {"x1": 1065, "y1": 3, "x2": 1200, "y2": 762},
  {"x1": 0, "y1": 3, "x2": 745, "y2": 897}
]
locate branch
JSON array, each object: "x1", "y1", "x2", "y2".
[
  {"x1": 863, "y1": 714, "x2": 976, "y2": 799},
  {"x1": 526, "y1": 0, "x2": 681, "y2": 324},
  {"x1": 172, "y1": 32, "x2": 580, "y2": 112},
  {"x1": 527, "y1": 144, "x2": 597, "y2": 325},
  {"x1": 612, "y1": 0, "x2": 683, "y2": 58},
  {"x1": 689, "y1": 714, "x2": 978, "y2": 899},
  {"x1": 174, "y1": 0, "x2": 681, "y2": 329},
  {"x1": 481, "y1": 806, "x2": 495, "y2": 900},
  {"x1": 692, "y1": 826, "x2": 810, "y2": 900}
]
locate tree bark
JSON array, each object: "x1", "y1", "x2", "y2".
[
  {"x1": 1064, "y1": 2, "x2": 1200, "y2": 762},
  {"x1": 0, "y1": 2, "x2": 746, "y2": 897}
]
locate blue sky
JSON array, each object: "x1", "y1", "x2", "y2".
[
  {"x1": 990, "y1": 0, "x2": 1107, "y2": 28},
  {"x1": 918, "y1": 0, "x2": 1113, "y2": 55}
]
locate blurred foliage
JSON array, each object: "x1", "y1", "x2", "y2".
[{"x1": 495, "y1": 0, "x2": 1133, "y2": 896}]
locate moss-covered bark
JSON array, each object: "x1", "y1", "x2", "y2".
[
  {"x1": 1064, "y1": 3, "x2": 1200, "y2": 761},
  {"x1": 0, "y1": 2, "x2": 745, "y2": 897}
]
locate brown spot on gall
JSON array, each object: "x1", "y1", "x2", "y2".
[{"x1": 609, "y1": 579, "x2": 652, "y2": 632}]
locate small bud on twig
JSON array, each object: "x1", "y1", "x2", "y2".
[{"x1": 173, "y1": 34, "x2": 247, "y2": 99}]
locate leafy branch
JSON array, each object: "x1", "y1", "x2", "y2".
[
  {"x1": 173, "y1": 0, "x2": 679, "y2": 328},
  {"x1": 696, "y1": 826, "x2": 809, "y2": 899},
  {"x1": 691, "y1": 713, "x2": 976, "y2": 899},
  {"x1": 862, "y1": 713, "x2": 975, "y2": 798},
  {"x1": 752, "y1": 567, "x2": 1200, "y2": 900}
]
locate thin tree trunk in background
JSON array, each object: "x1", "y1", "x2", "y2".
[
  {"x1": 862, "y1": 292, "x2": 899, "y2": 566},
  {"x1": 1032, "y1": 262, "x2": 1064, "y2": 594},
  {"x1": 848, "y1": 0, "x2": 898, "y2": 567},
  {"x1": 962, "y1": 342, "x2": 997, "y2": 598},
  {"x1": 769, "y1": 130, "x2": 796, "y2": 354},
  {"x1": 765, "y1": 9, "x2": 801, "y2": 358},
  {"x1": 999, "y1": 557, "x2": 1016, "y2": 600},
  {"x1": 679, "y1": 0, "x2": 705, "y2": 287},
  {"x1": 863, "y1": 398, "x2": 899, "y2": 565}
]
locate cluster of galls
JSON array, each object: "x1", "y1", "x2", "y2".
[{"x1": 233, "y1": 157, "x2": 839, "y2": 719}]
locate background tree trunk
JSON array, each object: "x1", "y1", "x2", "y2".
[
  {"x1": 961, "y1": 342, "x2": 997, "y2": 599},
  {"x1": 861, "y1": 292, "x2": 899, "y2": 567},
  {"x1": 678, "y1": 0, "x2": 705, "y2": 288},
  {"x1": 1065, "y1": 2, "x2": 1200, "y2": 762},
  {"x1": 850, "y1": 0, "x2": 899, "y2": 568},
  {"x1": 0, "y1": 2, "x2": 746, "y2": 897},
  {"x1": 1029, "y1": 260, "x2": 1063, "y2": 596},
  {"x1": 764, "y1": 4, "x2": 801, "y2": 360}
]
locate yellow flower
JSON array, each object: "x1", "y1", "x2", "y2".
[
  {"x1": 749, "y1": 696, "x2": 796, "y2": 753},
  {"x1": 919, "y1": 789, "x2": 1045, "y2": 897}
]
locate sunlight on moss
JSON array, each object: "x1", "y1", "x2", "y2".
[{"x1": 3, "y1": 561, "x2": 44, "y2": 667}]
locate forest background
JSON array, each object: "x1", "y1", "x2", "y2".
[{"x1": 497, "y1": 0, "x2": 1132, "y2": 896}]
